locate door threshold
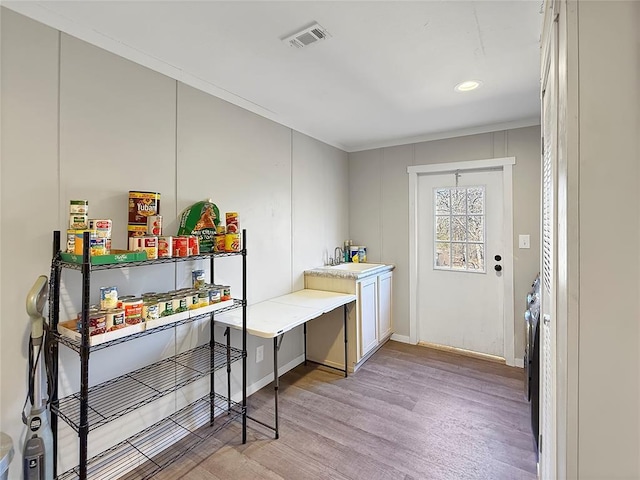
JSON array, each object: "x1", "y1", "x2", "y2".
[{"x1": 417, "y1": 341, "x2": 506, "y2": 364}]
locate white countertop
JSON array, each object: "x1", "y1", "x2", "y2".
[
  {"x1": 214, "y1": 289, "x2": 356, "y2": 338},
  {"x1": 304, "y1": 263, "x2": 395, "y2": 280}
]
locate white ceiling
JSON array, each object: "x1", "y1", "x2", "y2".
[{"x1": 5, "y1": 1, "x2": 543, "y2": 152}]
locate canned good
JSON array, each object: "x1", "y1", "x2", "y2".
[
  {"x1": 158, "y1": 296, "x2": 174, "y2": 317},
  {"x1": 74, "y1": 230, "x2": 97, "y2": 256},
  {"x1": 142, "y1": 299, "x2": 160, "y2": 320},
  {"x1": 105, "y1": 308, "x2": 125, "y2": 331},
  {"x1": 128, "y1": 191, "x2": 161, "y2": 225},
  {"x1": 197, "y1": 290, "x2": 209, "y2": 307},
  {"x1": 214, "y1": 233, "x2": 226, "y2": 253},
  {"x1": 187, "y1": 290, "x2": 200, "y2": 310},
  {"x1": 218, "y1": 285, "x2": 231, "y2": 301},
  {"x1": 216, "y1": 225, "x2": 226, "y2": 235},
  {"x1": 358, "y1": 246, "x2": 367, "y2": 263},
  {"x1": 89, "y1": 219, "x2": 112, "y2": 237},
  {"x1": 147, "y1": 215, "x2": 162, "y2": 236},
  {"x1": 69, "y1": 200, "x2": 89, "y2": 215},
  {"x1": 117, "y1": 295, "x2": 136, "y2": 309},
  {"x1": 225, "y1": 212, "x2": 239, "y2": 233},
  {"x1": 225, "y1": 233, "x2": 241, "y2": 252},
  {"x1": 173, "y1": 236, "x2": 189, "y2": 257},
  {"x1": 142, "y1": 291, "x2": 157, "y2": 298},
  {"x1": 208, "y1": 287, "x2": 221, "y2": 304},
  {"x1": 349, "y1": 245, "x2": 360, "y2": 263},
  {"x1": 122, "y1": 298, "x2": 143, "y2": 325},
  {"x1": 171, "y1": 293, "x2": 188, "y2": 314},
  {"x1": 127, "y1": 224, "x2": 148, "y2": 239},
  {"x1": 100, "y1": 286, "x2": 118, "y2": 310},
  {"x1": 192, "y1": 270, "x2": 206, "y2": 289},
  {"x1": 158, "y1": 236, "x2": 172, "y2": 258},
  {"x1": 188, "y1": 235, "x2": 200, "y2": 256},
  {"x1": 78, "y1": 312, "x2": 107, "y2": 336}
]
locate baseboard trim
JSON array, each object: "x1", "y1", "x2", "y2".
[
  {"x1": 417, "y1": 341, "x2": 506, "y2": 364},
  {"x1": 390, "y1": 333, "x2": 412, "y2": 344},
  {"x1": 514, "y1": 357, "x2": 524, "y2": 368}
]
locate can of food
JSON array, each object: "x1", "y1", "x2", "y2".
[
  {"x1": 225, "y1": 212, "x2": 239, "y2": 233},
  {"x1": 66, "y1": 229, "x2": 77, "y2": 254},
  {"x1": 69, "y1": 214, "x2": 89, "y2": 229},
  {"x1": 188, "y1": 235, "x2": 200, "y2": 256},
  {"x1": 128, "y1": 191, "x2": 161, "y2": 225},
  {"x1": 187, "y1": 290, "x2": 200, "y2": 310},
  {"x1": 214, "y1": 232, "x2": 226, "y2": 253},
  {"x1": 173, "y1": 236, "x2": 189, "y2": 257},
  {"x1": 122, "y1": 298, "x2": 143, "y2": 324},
  {"x1": 74, "y1": 230, "x2": 96, "y2": 256},
  {"x1": 116, "y1": 295, "x2": 135, "y2": 309},
  {"x1": 358, "y1": 246, "x2": 367, "y2": 263},
  {"x1": 69, "y1": 200, "x2": 89, "y2": 215},
  {"x1": 158, "y1": 296, "x2": 174, "y2": 317},
  {"x1": 88, "y1": 219, "x2": 112, "y2": 237},
  {"x1": 142, "y1": 236, "x2": 158, "y2": 260},
  {"x1": 105, "y1": 308, "x2": 125, "y2": 331},
  {"x1": 216, "y1": 225, "x2": 226, "y2": 235},
  {"x1": 198, "y1": 289, "x2": 209, "y2": 307},
  {"x1": 78, "y1": 311, "x2": 107, "y2": 336},
  {"x1": 169, "y1": 294, "x2": 186, "y2": 314},
  {"x1": 208, "y1": 287, "x2": 221, "y2": 304},
  {"x1": 100, "y1": 286, "x2": 118, "y2": 310},
  {"x1": 349, "y1": 245, "x2": 360, "y2": 263},
  {"x1": 158, "y1": 236, "x2": 172, "y2": 258},
  {"x1": 192, "y1": 270, "x2": 206, "y2": 289},
  {"x1": 225, "y1": 233, "x2": 241, "y2": 252},
  {"x1": 146, "y1": 215, "x2": 162, "y2": 236},
  {"x1": 142, "y1": 291, "x2": 157, "y2": 298},
  {"x1": 218, "y1": 285, "x2": 231, "y2": 301},
  {"x1": 142, "y1": 299, "x2": 160, "y2": 321}
]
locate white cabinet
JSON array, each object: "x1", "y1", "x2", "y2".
[
  {"x1": 378, "y1": 271, "x2": 393, "y2": 342},
  {"x1": 358, "y1": 275, "x2": 378, "y2": 357},
  {"x1": 304, "y1": 266, "x2": 393, "y2": 372}
]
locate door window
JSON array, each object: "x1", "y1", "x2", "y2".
[{"x1": 434, "y1": 186, "x2": 485, "y2": 272}]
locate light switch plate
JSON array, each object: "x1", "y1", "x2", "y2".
[{"x1": 519, "y1": 234, "x2": 530, "y2": 249}]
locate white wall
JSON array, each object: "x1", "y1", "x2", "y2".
[
  {"x1": 349, "y1": 126, "x2": 541, "y2": 359},
  {"x1": 0, "y1": 8, "x2": 348, "y2": 478}
]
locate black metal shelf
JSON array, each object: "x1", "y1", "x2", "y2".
[
  {"x1": 54, "y1": 250, "x2": 242, "y2": 271},
  {"x1": 53, "y1": 299, "x2": 244, "y2": 354},
  {"x1": 51, "y1": 342, "x2": 244, "y2": 432},
  {"x1": 55, "y1": 394, "x2": 244, "y2": 480}
]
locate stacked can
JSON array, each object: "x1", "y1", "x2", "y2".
[
  {"x1": 67, "y1": 200, "x2": 88, "y2": 254},
  {"x1": 89, "y1": 219, "x2": 112, "y2": 256},
  {"x1": 224, "y1": 212, "x2": 241, "y2": 252}
]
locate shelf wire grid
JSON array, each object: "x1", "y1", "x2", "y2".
[
  {"x1": 56, "y1": 394, "x2": 244, "y2": 480},
  {"x1": 52, "y1": 299, "x2": 244, "y2": 354},
  {"x1": 54, "y1": 251, "x2": 243, "y2": 272},
  {"x1": 51, "y1": 342, "x2": 244, "y2": 432}
]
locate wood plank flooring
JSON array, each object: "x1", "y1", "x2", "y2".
[{"x1": 154, "y1": 341, "x2": 538, "y2": 480}]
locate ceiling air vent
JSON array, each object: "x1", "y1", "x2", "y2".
[{"x1": 283, "y1": 23, "x2": 331, "y2": 49}]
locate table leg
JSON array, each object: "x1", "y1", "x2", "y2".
[
  {"x1": 343, "y1": 304, "x2": 348, "y2": 378},
  {"x1": 303, "y1": 322, "x2": 307, "y2": 366},
  {"x1": 273, "y1": 334, "x2": 283, "y2": 439}
]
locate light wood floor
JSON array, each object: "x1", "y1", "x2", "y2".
[{"x1": 155, "y1": 341, "x2": 538, "y2": 480}]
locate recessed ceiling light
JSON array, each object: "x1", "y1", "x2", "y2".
[{"x1": 455, "y1": 80, "x2": 482, "y2": 92}]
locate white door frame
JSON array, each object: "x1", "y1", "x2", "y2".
[{"x1": 408, "y1": 157, "x2": 516, "y2": 366}]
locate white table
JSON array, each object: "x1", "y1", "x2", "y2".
[{"x1": 214, "y1": 289, "x2": 356, "y2": 438}]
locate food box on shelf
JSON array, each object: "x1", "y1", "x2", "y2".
[
  {"x1": 57, "y1": 319, "x2": 145, "y2": 346},
  {"x1": 60, "y1": 250, "x2": 148, "y2": 265}
]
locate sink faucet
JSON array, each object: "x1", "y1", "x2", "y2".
[{"x1": 334, "y1": 247, "x2": 344, "y2": 265}]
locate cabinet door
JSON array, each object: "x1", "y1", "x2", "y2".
[
  {"x1": 358, "y1": 275, "x2": 378, "y2": 358},
  {"x1": 378, "y1": 271, "x2": 393, "y2": 341}
]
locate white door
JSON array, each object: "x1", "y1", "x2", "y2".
[{"x1": 417, "y1": 169, "x2": 505, "y2": 357}]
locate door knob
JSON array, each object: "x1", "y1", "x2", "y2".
[
  {"x1": 494, "y1": 265, "x2": 502, "y2": 272},
  {"x1": 494, "y1": 255, "x2": 502, "y2": 261}
]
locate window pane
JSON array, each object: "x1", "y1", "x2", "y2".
[
  {"x1": 467, "y1": 243, "x2": 485, "y2": 271},
  {"x1": 435, "y1": 189, "x2": 450, "y2": 214},
  {"x1": 467, "y1": 187, "x2": 484, "y2": 214},
  {"x1": 467, "y1": 216, "x2": 484, "y2": 242},
  {"x1": 451, "y1": 243, "x2": 466, "y2": 269},
  {"x1": 436, "y1": 216, "x2": 450, "y2": 241},
  {"x1": 435, "y1": 242, "x2": 450, "y2": 267},
  {"x1": 451, "y1": 216, "x2": 466, "y2": 241},
  {"x1": 451, "y1": 188, "x2": 466, "y2": 215}
]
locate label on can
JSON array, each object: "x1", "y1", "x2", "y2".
[
  {"x1": 89, "y1": 219, "x2": 112, "y2": 239},
  {"x1": 90, "y1": 237, "x2": 107, "y2": 256},
  {"x1": 192, "y1": 270, "x2": 206, "y2": 289},
  {"x1": 143, "y1": 301, "x2": 160, "y2": 320},
  {"x1": 173, "y1": 236, "x2": 189, "y2": 258},
  {"x1": 218, "y1": 285, "x2": 231, "y2": 301},
  {"x1": 214, "y1": 234, "x2": 226, "y2": 253},
  {"x1": 142, "y1": 236, "x2": 158, "y2": 260},
  {"x1": 198, "y1": 290, "x2": 209, "y2": 307},
  {"x1": 225, "y1": 233, "x2": 241, "y2": 252},
  {"x1": 122, "y1": 298, "x2": 143, "y2": 324},
  {"x1": 208, "y1": 287, "x2": 221, "y2": 304},
  {"x1": 158, "y1": 236, "x2": 172, "y2": 258},
  {"x1": 78, "y1": 312, "x2": 107, "y2": 336},
  {"x1": 188, "y1": 235, "x2": 200, "y2": 256},
  {"x1": 105, "y1": 309, "x2": 125, "y2": 331},
  {"x1": 100, "y1": 286, "x2": 118, "y2": 310},
  {"x1": 158, "y1": 297, "x2": 174, "y2": 317},
  {"x1": 225, "y1": 212, "x2": 239, "y2": 233},
  {"x1": 147, "y1": 215, "x2": 162, "y2": 236},
  {"x1": 127, "y1": 224, "x2": 148, "y2": 239},
  {"x1": 128, "y1": 191, "x2": 161, "y2": 225},
  {"x1": 188, "y1": 291, "x2": 200, "y2": 310},
  {"x1": 66, "y1": 229, "x2": 77, "y2": 254}
]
